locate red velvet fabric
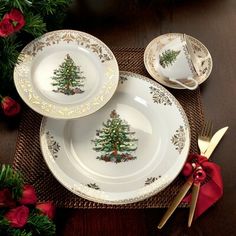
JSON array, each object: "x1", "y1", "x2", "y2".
[{"x1": 182, "y1": 154, "x2": 223, "y2": 219}]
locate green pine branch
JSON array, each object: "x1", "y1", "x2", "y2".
[
  {"x1": 27, "y1": 213, "x2": 56, "y2": 236},
  {"x1": 7, "y1": 229, "x2": 33, "y2": 236},
  {"x1": 0, "y1": 2, "x2": 8, "y2": 17},
  {"x1": 23, "y1": 13, "x2": 46, "y2": 37},
  {"x1": 0, "y1": 165, "x2": 23, "y2": 200},
  {"x1": 2, "y1": 0, "x2": 31, "y2": 13},
  {"x1": 0, "y1": 35, "x2": 22, "y2": 95},
  {"x1": 0, "y1": 36, "x2": 21, "y2": 76},
  {"x1": 0, "y1": 215, "x2": 10, "y2": 230},
  {"x1": 33, "y1": 0, "x2": 72, "y2": 16}
]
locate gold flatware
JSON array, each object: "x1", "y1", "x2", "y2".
[
  {"x1": 158, "y1": 121, "x2": 212, "y2": 229},
  {"x1": 188, "y1": 126, "x2": 228, "y2": 227},
  {"x1": 188, "y1": 121, "x2": 213, "y2": 227},
  {"x1": 158, "y1": 176, "x2": 193, "y2": 229},
  {"x1": 158, "y1": 125, "x2": 228, "y2": 229}
]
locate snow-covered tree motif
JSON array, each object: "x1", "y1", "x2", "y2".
[{"x1": 92, "y1": 110, "x2": 138, "y2": 163}]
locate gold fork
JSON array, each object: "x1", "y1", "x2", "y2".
[
  {"x1": 188, "y1": 120, "x2": 213, "y2": 227},
  {"x1": 198, "y1": 121, "x2": 213, "y2": 155}
]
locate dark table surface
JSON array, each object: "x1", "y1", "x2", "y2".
[{"x1": 1, "y1": 0, "x2": 236, "y2": 235}]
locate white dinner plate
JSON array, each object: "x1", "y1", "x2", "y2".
[
  {"x1": 144, "y1": 33, "x2": 213, "y2": 89},
  {"x1": 40, "y1": 71, "x2": 190, "y2": 204},
  {"x1": 14, "y1": 30, "x2": 119, "y2": 119}
]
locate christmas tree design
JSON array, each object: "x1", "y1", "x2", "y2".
[
  {"x1": 51, "y1": 54, "x2": 85, "y2": 95},
  {"x1": 92, "y1": 110, "x2": 138, "y2": 163},
  {"x1": 159, "y1": 49, "x2": 181, "y2": 68}
]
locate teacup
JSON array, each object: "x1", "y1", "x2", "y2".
[{"x1": 157, "y1": 34, "x2": 203, "y2": 90}]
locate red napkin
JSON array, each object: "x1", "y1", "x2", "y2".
[{"x1": 182, "y1": 153, "x2": 223, "y2": 220}]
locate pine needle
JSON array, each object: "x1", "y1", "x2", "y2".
[
  {"x1": 34, "y1": 0, "x2": 72, "y2": 16},
  {"x1": 0, "y1": 165, "x2": 23, "y2": 200},
  {"x1": 23, "y1": 13, "x2": 46, "y2": 37},
  {"x1": 27, "y1": 213, "x2": 56, "y2": 236}
]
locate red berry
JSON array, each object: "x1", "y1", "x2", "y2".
[{"x1": 182, "y1": 162, "x2": 193, "y2": 177}]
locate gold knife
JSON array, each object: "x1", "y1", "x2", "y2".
[
  {"x1": 158, "y1": 126, "x2": 228, "y2": 229},
  {"x1": 204, "y1": 127, "x2": 228, "y2": 158}
]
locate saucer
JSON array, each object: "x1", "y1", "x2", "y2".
[
  {"x1": 14, "y1": 30, "x2": 119, "y2": 119},
  {"x1": 144, "y1": 33, "x2": 213, "y2": 89}
]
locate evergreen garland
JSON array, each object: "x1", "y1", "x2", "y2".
[
  {"x1": 0, "y1": 165, "x2": 56, "y2": 235},
  {"x1": 27, "y1": 212, "x2": 56, "y2": 236},
  {"x1": 0, "y1": 164, "x2": 23, "y2": 200},
  {"x1": 0, "y1": 0, "x2": 72, "y2": 95}
]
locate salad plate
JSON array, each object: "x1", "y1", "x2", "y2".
[
  {"x1": 40, "y1": 71, "x2": 190, "y2": 204},
  {"x1": 144, "y1": 33, "x2": 213, "y2": 89},
  {"x1": 14, "y1": 30, "x2": 119, "y2": 119}
]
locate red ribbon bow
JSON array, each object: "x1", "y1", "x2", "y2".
[{"x1": 182, "y1": 153, "x2": 223, "y2": 219}]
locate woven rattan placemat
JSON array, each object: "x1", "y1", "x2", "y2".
[{"x1": 13, "y1": 48, "x2": 204, "y2": 208}]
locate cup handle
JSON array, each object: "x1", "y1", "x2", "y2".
[{"x1": 169, "y1": 76, "x2": 198, "y2": 90}]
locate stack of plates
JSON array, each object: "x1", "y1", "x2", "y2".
[{"x1": 14, "y1": 30, "x2": 191, "y2": 204}]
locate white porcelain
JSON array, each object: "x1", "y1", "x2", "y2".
[
  {"x1": 158, "y1": 34, "x2": 201, "y2": 90},
  {"x1": 14, "y1": 30, "x2": 119, "y2": 119},
  {"x1": 40, "y1": 71, "x2": 190, "y2": 204},
  {"x1": 184, "y1": 35, "x2": 204, "y2": 76},
  {"x1": 144, "y1": 33, "x2": 213, "y2": 90}
]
